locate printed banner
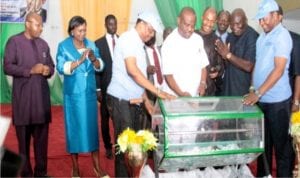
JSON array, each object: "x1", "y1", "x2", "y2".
[{"x1": 0, "y1": 0, "x2": 48, "y2": 23}]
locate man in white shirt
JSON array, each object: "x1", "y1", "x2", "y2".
[
  {"x1": 161, "y1": 7, "x2": 209, "y2": 97},
  {"x1": 106, "y1": 11, "x2": 175, "y2": 177}
]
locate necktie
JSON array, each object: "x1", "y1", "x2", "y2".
[
  {"x1": 151, "y1": 46, "x2": 163, "y2": 84},
  {"x1": 112, "y1": 35, "x2": 115, "y2": 49}
]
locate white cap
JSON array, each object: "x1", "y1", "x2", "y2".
[
  {"x1": 138, "y1": 11, "x2": 162, "y2": 33},
  {"x1": 255, "y1": 0, "x2": 279, "y2": 20}
]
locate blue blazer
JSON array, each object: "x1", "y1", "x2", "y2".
[{"x1": 56, "y1": 37, "x2": 103, "y2": 95}]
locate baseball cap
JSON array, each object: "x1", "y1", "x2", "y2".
[
  {"x1": 255, "y1": 0, "x2": 279, "y2": 20},
  {"x1": 138, "y1": 11, "x2": 162, "y2": 33}
]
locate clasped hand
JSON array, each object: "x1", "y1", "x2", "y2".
[
  {"x1": 86, "y1": 49, "x2": 97, "y2": 62},
  {"x1": 31, "y1": 63, "x2": 50, "y2": 76},
  {"x1": 79, "y1": 49, "x2": 96, "y2": 62}
]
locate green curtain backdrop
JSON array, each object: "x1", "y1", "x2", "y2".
[
  {"x1": 49, "y1": 74, "x2": 63, "y2": 105},
  {"x1": 154, "y1": 0, "x2": 223, "y2": 29},
  {"x1": 0, "y1": 23, "x2": 63, "y2": 105},
  {"x1": 0, "y1": 23, "x2": 24, "y2": 104}
]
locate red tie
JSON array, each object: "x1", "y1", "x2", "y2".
[
  {"x1": 151, "y1": 46, "x2": 163, "y2": 84},
  {"x1": 112, "y1": 35, "x2": 115, "y2": 49}
]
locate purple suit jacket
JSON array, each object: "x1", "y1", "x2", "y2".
[{"x1": 4, "y1": 32, "x2": 54, "y2": 125}]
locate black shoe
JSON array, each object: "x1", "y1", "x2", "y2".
[{"x1": 105, "y1": 149, "x2": 113, "y2": 160}]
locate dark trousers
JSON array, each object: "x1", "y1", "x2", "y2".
[
  {"x1": 100, "y1": 90, "x2": 112, "y2": 150},
  {"x1": 107, "y1": 94, "x2": 146, "y2": 178},
  {"x1": 15, "y1": 123, "x2": 49, "y2": 177},
  {"x1": 257, "y1": 98, "x2": 295, "y2": 177}
]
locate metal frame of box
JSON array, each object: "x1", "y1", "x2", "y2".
[{"x1": 152, "y1": 97, "x2": 264, "y2": 176}]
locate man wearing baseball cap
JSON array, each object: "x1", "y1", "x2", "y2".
[
  {"x1": 107, "y1": 11, "x2": 175, "y2": 177},
  {"x1": 138, "y1": 11, "x2": 162, "y2": 34},
  {"x1": 243, "y1": 0, "x2": 294, "y2": 177}
]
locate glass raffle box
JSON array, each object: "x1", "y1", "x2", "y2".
[{"x1": 151, "y1": 97, "x2": 264, "y2": 172}]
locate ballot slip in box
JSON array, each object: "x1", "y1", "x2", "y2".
[{"x1": 151, "y1": 97, "x2": 264, "y2": 173}]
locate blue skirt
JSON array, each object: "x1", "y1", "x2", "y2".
[{"x1": 63, "y1": 92, "x2": 99, "y2": 153}]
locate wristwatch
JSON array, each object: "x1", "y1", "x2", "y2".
[
  {"x1": 226, "y1": 52, "x2": 232, "y2": 60},
  {"x1": 255, "y1": 90, "x2": 262, "y2": 98},
  {"x1": 249, "y1": 86, "x2": 255, "y2": 92}
]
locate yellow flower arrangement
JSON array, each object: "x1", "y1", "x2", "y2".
[
  {"x1": 116, "y1": 128, "x2": 158, "y2": 154},
  {"x1": 291, "y1": 111, "x2": 300, "y2": 136}
]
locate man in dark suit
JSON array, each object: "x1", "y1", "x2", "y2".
[
  {"x1": 289, "y1": 31, "x2": 300, "y2": 112},
  {"x1": 95, "y1": 14, "x2": 118, "y2": 160}
]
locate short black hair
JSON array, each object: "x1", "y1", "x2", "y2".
[
  {"x1": 278, "y1": 5, "x2": 283, "y2": 16},
  {"x1": 105, "y1": 14, "x2": 116, "y2": 24},
  {"x1": 217, "y1": 10, "x2": 230, "y2": 18},
  {"x1": 136, "y1": 18, "x2": 144, "y2": 25},
  {"x1": 68, "y1": 16, "x2": 86, "y2": 36}
]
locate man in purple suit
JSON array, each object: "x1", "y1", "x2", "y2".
[{"x1": 4, "y1": 12, "x2": 54, "y2": 177}]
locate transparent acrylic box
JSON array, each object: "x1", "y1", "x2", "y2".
[{"x1": 151, "y1": 97, "x2": 264, "y2": 172}]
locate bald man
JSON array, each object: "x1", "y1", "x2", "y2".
[
  {"x1": 162, "y1": 7, "x2": 209, "y2": 97},
  {"x1": 197, "y1": 7, "x2": 224, "y2": 96},
  {"x1": 4, "y1": 12, "x2": 54, "y2": 177},
  {"x1": 215, "y1": 8, "x2": 258, "y2": 96}
]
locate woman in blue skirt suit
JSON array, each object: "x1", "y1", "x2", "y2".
[{"x1": 56, "y1": 16, "x2": 109, "y2": 178}]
